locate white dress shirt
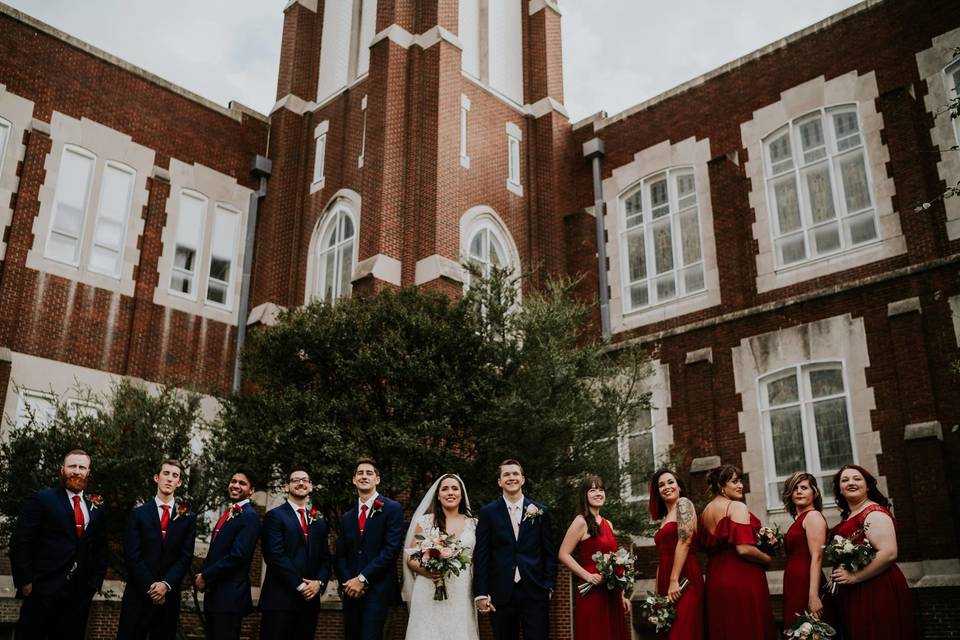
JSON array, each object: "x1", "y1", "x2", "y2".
[
  {"x1": 155, "y1": 495, "x2": 175, "y2": 522},
  {"x1": 358, "y1": 493, "x2": 379, "y2": 518},
  {"x1": 66, "y1": 489, "x2": 90, "y2": 528}
]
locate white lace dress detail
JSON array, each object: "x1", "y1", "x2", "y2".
[{"x1": 404, "y1": 514, "x2": 479, "y2": 640}]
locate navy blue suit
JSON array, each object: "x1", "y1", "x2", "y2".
[
  {"x1": 474, "y1": 497, "x2": 557, "y2": 640},
  {"x1": 117, "y1": 500, "x2": 197, "y2": 640},
  {"x1": 9, "y1": 487, "x2": 108, "y2": 640},
  {"x1": 333, "y1": 495, "x2": 403, "y2": 640},
  {"x1": 200, "y1": 502, "x2": 261, "y2": 640},
  {"x1": 259, "y1": 502, "x2": 331, "y2": 640}
]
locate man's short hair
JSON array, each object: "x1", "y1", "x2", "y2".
[
  {"x1": 498, "y1": 459, "x2": 523, "y2": 477},
  {"x1": 232, "y1": 466, "x2": 258, "y2": 490},
  {"x1": 354, "y1": 457, "x2": 380, "y2": 476},
  {"x1": 63, "y1": 449, "x2": 91, "y2": 465},
  {"x1": 287, "y1": 466, "x2": 311, "y2": 482},
  {"x1": 157, "y1": 459, "x2": 185, "y2": 475}
]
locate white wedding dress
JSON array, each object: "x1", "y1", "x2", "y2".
[{"x1": 404, "y1": 514, "x2": 480, "y2": 640}]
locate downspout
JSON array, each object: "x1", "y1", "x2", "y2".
[
  {"x1": 232, "y1": 154, "x2": 273, "y2": 393},
  {"x1": 583, "y1": 137, "x2": 611, "y2": 341}
]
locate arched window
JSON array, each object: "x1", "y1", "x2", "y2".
[
  {"x1": 759, "y1": 362, "x2": 856, "y2": 509},
  {"x1": 460, "y1": 208, "x2": 519, "y2": 291},
  {"x1": 313, "y1": 204, "x2": 357, "y2": 303}
]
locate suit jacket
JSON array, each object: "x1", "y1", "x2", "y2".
[
  {"x1": 333, "y1": 495, "x2": 403, "y2": 605},
  {"x1": 473, "y1": 497, "x2": 557, "y2": 607},
  {"x1": 201, "y1": 502, "x2": 261, "y2": 614},
  {"x1": 9, "y1": 487, "x2": 108, "y2": 597},
  {"x1": 259, "y1": 503, "x2": 331, "y2": 612},
  {"x1": 122, "y1": 500, "x2": 197, "y2": 605}
]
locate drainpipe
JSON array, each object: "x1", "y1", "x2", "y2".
[
  {"x1": 583, "y1": 138, "x2": 611, "y2": 341},
  {"x1": 232, "y1": 155, "x2": 272, "y2": 393}
]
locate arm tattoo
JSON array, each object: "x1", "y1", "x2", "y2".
[{"x1": 677, "y1": 498, "x2": 695, "y2": 543}]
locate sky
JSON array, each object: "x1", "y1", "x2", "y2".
[{"x1": 4, "y1": 0, "x2": 862, "y2": 123}]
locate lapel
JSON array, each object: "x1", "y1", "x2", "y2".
[
  {"x1": 146, "y1": 501, "x2": 164, "y2": 546},
  {"x1": 284, "y1": 502, "x2": 307, "y2": 548},
  {"x1": 59, "y1": 488, "x2": 81, "y2": 539},
  {"x1": 344, "y1": 505, "x2": 361, "y2": 544},
  {"x1": 496, "y1": 497, "x2": 517, "y2": 542},
  {"x1": 517, "y1": 497, "x2": 532, "y2": 541}
]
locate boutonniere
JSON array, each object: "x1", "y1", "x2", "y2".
[
  {"x1": 306, "y1": 506, "x2": 322, "y2": 525},
  {"x1": 173, "y1": 502, "x2": 190, "y2": 521},
  {"x1": 522, "y1": 503, "x2": 544, "y2": 523},
  {"x1": 88, "y1": 494, "x2": 104, "y2": 510},
  {"x1": 371, "y1": 498, "x2": 385, "y2": 517},
  {"x1": 227, "y1": 503, "x2": 245, "y2": 520}
]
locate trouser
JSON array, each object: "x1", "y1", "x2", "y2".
[
  {"x1": 489, "y1": 579, "x2": 550, "y2": 640},
  {"x1": 204, "y1": 612, "x2": 243, "y2": 640},
  {"x1": 15, "y1": 583, "x2": 94, "y2": 640},
  {"x1": 259, "y1": 608, "x2": 320, "y2": 640}
]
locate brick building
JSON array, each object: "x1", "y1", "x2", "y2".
[{"x1": 0, "y1": 0, "x2": 959, "y2": 637}]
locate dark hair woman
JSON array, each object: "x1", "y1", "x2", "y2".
[
  {"x1": 697, "y1": 464, "x2": 774, "y2": 639},
  {"x1": 558, "y1": 475, "x2": 629, "y2": 640},
  {"x1": 648, "y1": 468, "x2": 704, "y2": 639},
  {"x1": 780, "y1": 472, "x2": 828, "y2": 629},
  {"x1": 829, "y1": 464, "x2": 915, "y2": 639}
]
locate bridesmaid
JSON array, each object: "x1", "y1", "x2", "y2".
[
  {"x1": 649, "y1": 468, "x2": 703, "y2": 639},
  {"x1": 830, "y1": 464, "x2": 915, "y2": 639},
  {"x1": 559, "y1": 475, "x2": 630, "y2": 640},
  {"x1": 781, "y1": 471, "x2": 827, "y2": 629},
  {"x1": 698, "y1": 464, "x2": 774, "y2": 640}
]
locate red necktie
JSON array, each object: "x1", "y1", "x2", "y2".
[
  {"x1": 358, "y1": 504, "x2": 368, "y2": 535},
  {"x1": 160, "y1": 504, "x2": 171, "y2": 540},
  {"x1": 212, "y1": 507, "x2": 231, "y2": 540},
  {"x1": 73, "y1": 495, "x2": 84, "y2": 538},
  {"x1": 298, "y1": 508, "x2": 308, "y2": 539}
]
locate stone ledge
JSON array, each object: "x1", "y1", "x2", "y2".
[
  {"x1": 247, "y1": 302, "x2": 286, "y2": 327},
  {"x1": 690, "y1": 455, "x2": 721, "y2": 473},
  {"x1": 283, "y1": 0, "x2": 317, "y2": 12},
  {"x1": 685, "y1": 347, "x2": 713, "y2": 365},
  {"x1": 352, "y1": 254, "x2": 402, "y2": 287},
  {"x1": 888, "y1": 296, "x2": 922, "y2": 316},
  {"x1": 0, "y1": 347, "x2": 11, "y2": 363},
  {"x1": 415, "y1": 255, "x2": 464, "y2": 286},
  {"x1": 904, "y1": 420, "x2": 943, "y2": 441}
]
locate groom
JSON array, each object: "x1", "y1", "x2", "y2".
[
  {"x1": 474, "y1": 459, "x2": 557, "y2": 640},
  {"x1": 334, "y1": 458, "x2": 404, "y2": 640}
]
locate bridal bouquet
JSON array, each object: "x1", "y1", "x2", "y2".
[
  {"x1": 410, "y1": 528, "x2": 472, "y2": 601},
  {"x1": 784, "y1": 612, "x2": 836, "y2": 639},
  {"x1": 756, "y1": 523, "x2": 784, "y2": 555},
  {"x1": 578, "y1": 548, "x2": 635, "y2": 597},
  {"x1": 822, "y1": 525, "x2": 875, "y2": 594},
  {"x1": 636, "y1": 578, "x2": 689, "y2": 634}
]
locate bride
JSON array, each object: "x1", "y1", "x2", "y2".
[{"x1": 403, "y1": 473, "x2": 479, "y2": 640}]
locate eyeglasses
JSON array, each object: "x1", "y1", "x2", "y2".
[{"x1": 289, "y1": 477, "x2": 311, "y2": 485}]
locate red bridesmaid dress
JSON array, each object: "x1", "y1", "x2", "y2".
[
  {"x1": 653, "y1": 521, "x2": 704, "y2": 639},
  {"x1": 698, "y1": 505, "x2": 775, "y2": 640},
  {"x1": 782, "y1": 510, "x2": 824, "y2": 628},
  {"x1": 831, "y1": 504, "x2": 915, "y2": 640},
  {"x1": 574, "y1": 518, "x2": 629, "y2": 640}
]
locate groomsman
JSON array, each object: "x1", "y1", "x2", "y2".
[
  {"x1": 259, "y1": 467, "x2": 331, "y2": 640},
  {"x1": 117, "y1": 459, "x2": 198, "y2": 640},
  {"x1": 474, "y1": 459, "x2": 557, "y2": 640},
  {"x1": 195, "y1": 468, "x2": 262, "y2": 640},
  {"x1": 334, "y1": 458, "x2": 404, "y2": 640},
  {"x1": 10, "y1": 449, "x2": 109, "y2": 640}
]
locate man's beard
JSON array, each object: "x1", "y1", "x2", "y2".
[{"x1": 61, "y1": 470, "x2": 88, "y2": 493}]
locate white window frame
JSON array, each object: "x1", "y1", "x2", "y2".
[
  {"x1": 205, "y1": 204, "x2": 241, "y2": 310},
  {"x1": 945, "y1": 57, "x2": 960, "y2": 147},
  {"x1": 311, "y1": 121, "x2": 329, "y2": 193},
  {"x1": 87, "y1": 160, "x2": 136, "y2": 278},
  {"x1": 358, "y1": 95, "x2": 368, "y2": 169},
  {"x1": 758, "y1": 361, "x2": 858, "y2": 511},
  {"x1": 464, "y1": 220, "x2": 513, "y2": 290},
  {"x1": 313, "y1": 204, "x2": 358, "y2": 304},
  {"x1": 15, "y1": 390, "x2": 57, "y2": 430},
  {"x1": 618, "y1": 406, "x2": 656, "y2": 503},
  {"x1": 460, "y1": 94, "x2": 471, "y2": 169},
  {"x1": 44, "y1": 144, "x2": 96, "y2": 268},
  {"x1": 763, "y1": 104, "x2": 879, "y2": 269},
  {"x1": 168, "y1": 189, "x2": 208, "y2": 301},
  {"x1": 619, "y1": 167, "x2": 706, "y2": 312},
  {"x1": 459, "y1": 206, "x2": 522, "y2": 296},
  {"x1": 0, "y1": 116, "x2": 10, "y2": 178},
  {"x1": 505, "y1": 122, "x2": 522, "y2": 196}
]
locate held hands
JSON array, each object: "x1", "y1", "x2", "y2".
[
  {"x1": 147, "y1": 581, "x2": 169, "y2": 604},
  {"x1": 475, "y1": 596, "x2": 496, "y2": 613},
  {"x1": 342, "y1": 577, "x2": 367, "y2": 598},
  {"x1": 300, "y1": 579, "x2": 323, "y2": 601},
  {"x1": 831, "y1": 566, "x2": 859, "y2": 586},
  {"x1": 667, "y1": 578, "x2": 684, "y2": 603}
]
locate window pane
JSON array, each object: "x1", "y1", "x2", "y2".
[
  {"x1": 767, "y1": 373, "x2": 799, "y2": 406},
  {"x1": 676, "y1": 173, "x2": 697, "y2": 209},
  {"x1": 679, "y1": 210, "x2": 701, "y2": 264},
  {"x1": 813, "y1": 398, "x2": 853, "y2": 470},
  {"x1": 206, "y1": 280, "x2": 227, "y2": 305},
  {"x1": 48, "y1": 148, "x2": 94, "y2": 263},
  {"x1": 628, "y1": 429, "x2": 654, "y2": 496},
  {"x1": 626, "y1": 228, "x2": 646, "y2": 282},
  {"x1": 652, "y1": 221, "x2": 673, "y2": 273},
  {"x1": 768, "y1": 131, "x2": 794, "y2": 174},
  {"x1": 778, "y1": 234, "x2": 806, "y2": 264},
  {"x1": 798, "y1": 116, "x2": 827, "y2": 163},
  {"x1": 628, "y1": 283, "x2": 648, "y2": 308},
  {"x1": 846, "y1": 211, "x2": 878, "y2": 245},
  {"x1": 89, "y1": 243, "x2": 121, "y2": 275},
  {"x1": 812, "y1": 222, "x2": 840, "y2": 254},
  {"x1": 91, "y1": 164, "x2": 133, "y2": 275},
  {"x1": 832, "y1": 111, "x2": 860, "y2": 140},
  {"x1": 0, "y1": 121, "x2": 9, "y2": 171},
  {"x1": 338, "y1": 240, "x2": 353, "y2": 299},
  {"x1": 489, "y1": 233, "x2": 506, "y2": 266},
  {"x1": 809, "y1": 368, "x2": 844, "y2": 397},
  {"x1": 313, "y1": 135, "x2": 326, "y2": 183},
  {"x1": 207, "y1": 206, "x2": 239, "y2": 305},
  {"x1": 682, "y1": 265, "x2": 704, "y2": 292},
  {"x1": 804, "y1": 164, "x2": 836, "y2": 223},
  {"x1": 773, "y1": 175, "x2": 801, "y2": 233},
  {"x1": 469, "y1": 229, "x2": 484, "y2": 259},
  {"x1": 321, "y1": 249, "x2": 336, "y2": 301},
  {"x1": 656, "y1": 274, "x2": 676, "y2": 300},
  {"x1": 176, "y1": 193, "x2": 205, "y2": 250},
  {"x1": 624, "y1": 190, "x2": 643, "y2": 222},
  {"x1": 341, "y1": 211, "x2": 355, "y2": 239},
  {"x1": 839, "y1": 152, "x2": 871, "y2": 213},
  {"x1": 770, "y1": 407, "x2": 806, "y2": 477},
  {"x1": 209, "y1": 257, "x2": 230, "y2": 282},
  {"x1": 650, "y1": 178, "x2": 669, "y2": 218}
]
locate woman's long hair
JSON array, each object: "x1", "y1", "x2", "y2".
[
  {"x1": 832, "y1": 464, "x2": 890, "y2": 520},
  {"x1": 648, "y1": 468, "x2": 687, "y2": 520},
  {"x1": 424, "y1": 473, "x2": 470, "y2": 533},
  {"x1": 578, "y1": 475, "x2": 604, "y2": 538},
  {"x1": 781, "y1": 471, "x2": 823, "y2": 517}
]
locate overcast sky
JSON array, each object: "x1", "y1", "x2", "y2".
[{"x1": 5, "y1": 0, "x2": 862, "y2": 123}]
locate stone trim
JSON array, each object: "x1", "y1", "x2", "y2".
[
  {"x1": 247, "y1": 302, "x2": 286, "y2": 327},
  {"x1": 690, "y1": 455, "x2": 721, "y2": 473},
  {"x1": 527, "y1": 96, "x2": 568, "y2": 119},
  {"x1": 0, "y1": 84, "x2": 34, "y2": 261},
  {"x1": 528, "y1": 0, "x2": 561, "y2": 16},
  {"x1": 369, "y1": 24, "x2": 463, "y2": 52},
  {"x1": 904, "y1": 421, "x2": 943, "y2": 441},
  {"x1": 415, "y1": 254, "x2": 465, "y2": 286},
  {"x1": 887, "y1": 297, "x2": 922, "y2": 317},
  {"x1": 283, "y1": 0, "x2": 317, "y2": 12},
  {"x1": 352, "y1": 253, "x2": 402, "y2": 287},
  {"x1": 271, "y1": 94, "x2": 311, "y2": 117},
  {"x1": 685, "y1": 347, "x2": 713, "y2": 365},
  {"x1": 916, "y1": 27, "x2": 960, "y2": 240}
]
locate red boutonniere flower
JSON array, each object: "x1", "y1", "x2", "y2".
[
  {"x1": 371, "y1": 498, "x2": 385, "y2": 517},
  {"x1": 88, "y1": 494, "x2": 104, "y2": 510},
  {"x1": 173, "y1": 502, "x2": 190, "y2": 521},
  {"x1": 307, "y1": 507, "x2": 321, "y2": 525},
  {"x1": 227, "y1": 503, "x2": 244, "y2": 520}
]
